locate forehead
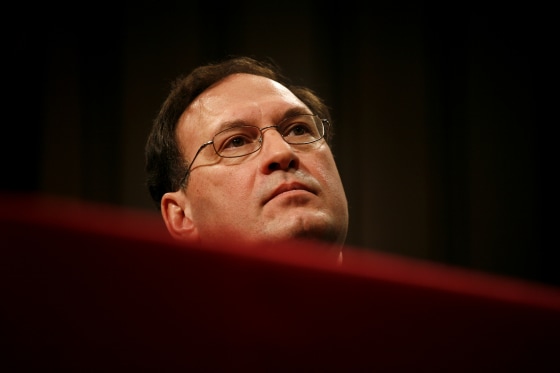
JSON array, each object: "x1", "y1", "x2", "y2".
[
  {"x1": 177, "y1": 73, "x2": 308, "y2": 152},
  {"x1": 190, "y1": 73, "x2": 304, "y2": 117}
]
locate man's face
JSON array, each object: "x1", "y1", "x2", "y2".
[{"x1": 173, "y1": 73, "x2": 348, "y2": 246}]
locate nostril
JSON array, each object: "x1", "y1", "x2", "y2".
[{"x1": 268, "y1": 159, "x2": 297, "y2": 171}]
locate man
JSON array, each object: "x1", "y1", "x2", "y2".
[{"x1": 145, "y1": 56, "x2": 348, "y2": 248}]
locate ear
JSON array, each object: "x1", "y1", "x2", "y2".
[{"x1": 161, "y1": 191, "x2": 199, "y2": 242}]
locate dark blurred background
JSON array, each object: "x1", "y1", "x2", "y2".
[{"x1": 3, "y1": 1, "x2": 556, "y2": 286}]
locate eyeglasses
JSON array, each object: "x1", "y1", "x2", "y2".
[{"x1": 179, "y1": 114, "x2": 329, "y2": 188}]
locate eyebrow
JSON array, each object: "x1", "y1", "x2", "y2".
[{"x1": 214, "y1": 106, "x2": 313, "y2": 133}]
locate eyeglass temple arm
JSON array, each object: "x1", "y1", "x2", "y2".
[{"x1": 179, "y1": 141, "x2": 213, "y2": 188}]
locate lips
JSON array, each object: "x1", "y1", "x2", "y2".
[{"x1": 264, "y1": 182, "x2": 316, "y2": 205}]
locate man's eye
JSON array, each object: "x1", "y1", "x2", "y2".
[
  {"x1": 289, "y1": 124, "x2": 310, "y2": 136},
  {"x1": 284, "y1": 122, "x2": 314, "y2": 137},
  {"x1": 224, "y1": 135, "x2": 251, "y2": 148}
]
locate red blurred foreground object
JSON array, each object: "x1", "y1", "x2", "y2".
[{"x1": 1, "y1": 192, "x2": 559, "y2": 371}]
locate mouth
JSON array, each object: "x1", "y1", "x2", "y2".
[{"x1": 264, "y1": 182, "x2": 316, "y2": 205}]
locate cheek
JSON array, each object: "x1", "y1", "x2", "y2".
[
  {"x1": 309, "y1": 152, "x2": 347, "y2": 206},
  {"x1": 219, "y1": 166, "x2": 253, "y2": 193},
  {"x1": 192, "y1": 166, "x2": 254, "y2": 202},
  {"x1": 308, "y1": 150, "x2": 342, "y2": 183}
]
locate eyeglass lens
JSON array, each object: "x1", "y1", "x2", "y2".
[{"x1": 213, "y1": 114, "x2": 324, "y2": 158}]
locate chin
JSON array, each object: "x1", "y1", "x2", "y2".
[{"x1": 278, "y1": 217, "x2": 344, "y2": 246}]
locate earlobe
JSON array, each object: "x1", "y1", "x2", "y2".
[{"x1": 161, "y1": 191, "x2": 199, "y2": 242}]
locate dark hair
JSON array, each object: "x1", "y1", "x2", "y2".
[{"x1": 145, "y1": 56, "x2": 333, "y2": 209}]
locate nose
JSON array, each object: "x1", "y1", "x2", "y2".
[{"x1": 258, "y1": 127, "x2": 299, "y2": 173}]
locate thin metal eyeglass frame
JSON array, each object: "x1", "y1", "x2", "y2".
[{"x1": 178, "y1": 115, "x2": 329, "y2": 188}]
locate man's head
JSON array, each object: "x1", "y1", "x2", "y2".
[{"x1": 145, "y1": 56, "x2": 348, "y2": 247}]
